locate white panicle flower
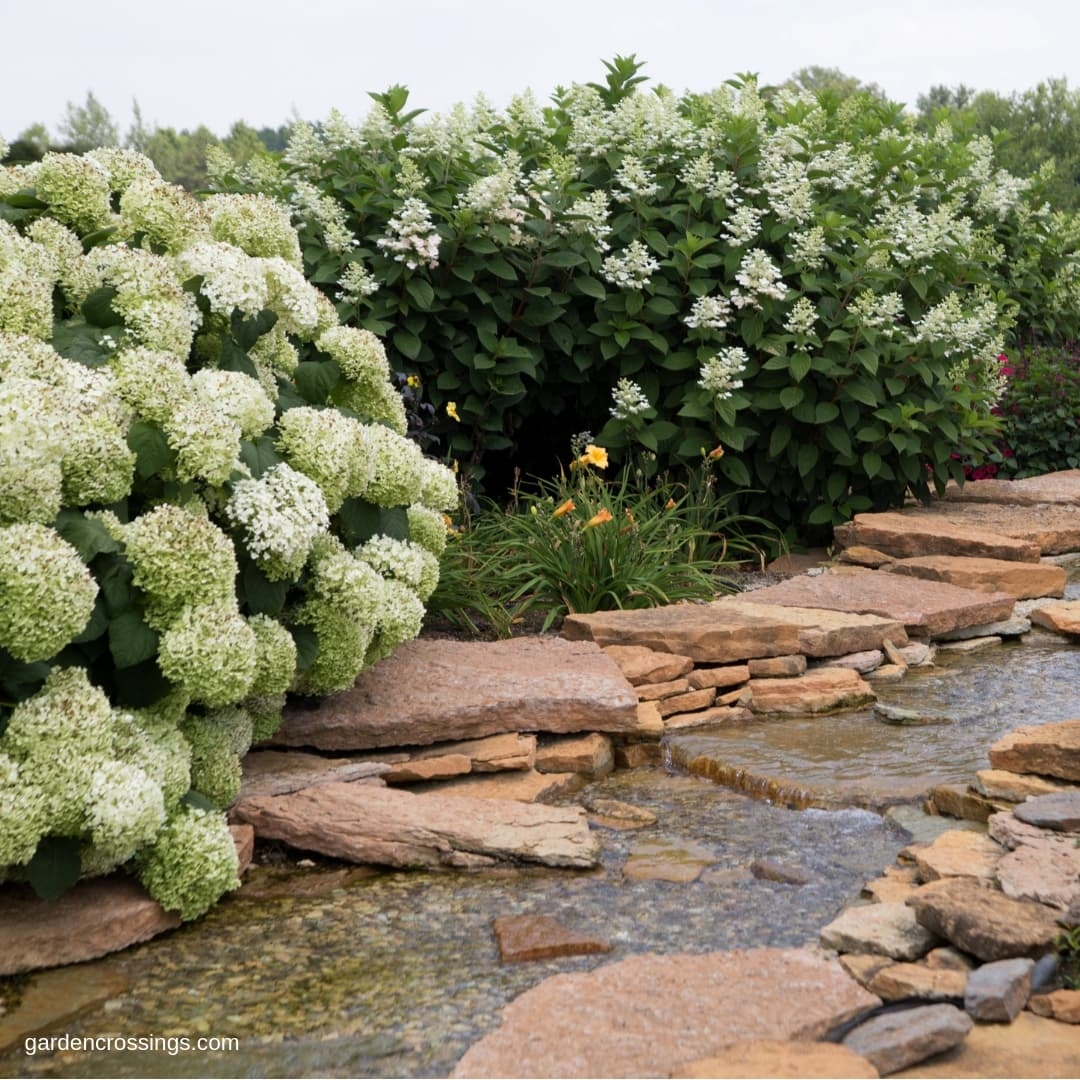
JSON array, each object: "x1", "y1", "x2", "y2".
[
  {"x1": 336, "y1": 262, "x2": 379, "y2": 303},
  {"x1": 0, "y1": 523, "x2": 98, "y2": 661},
  {"x1": 377, "y1": 197, "x2": 441, "y2": 270},
  {"x1": 458, "y1": 152, "x2": 529, "y2": 240},
  {"x1": 678, "y1": 154, "x2": 717, "y2": 194},
  {"x1": 789, "y1": 226, "x2": 828, "y2": 269},
  {"x1": 698, "y1": 347, "x2": 748, "y2": 401},
  {"x1": 205, "y1": 193, "x2": 303, "y2": 267},
  {"x1": 283, "y1": 120, "x2": 328, "y2": 169},
  {"x1": 276, "y1": 407, "x2": 374, "y2": 512},
  {"x1": 559, "y1": 190, "x2": 612, "y2": 251},
  {"x1": 86, "y1": 760, "x2": 166, "y2": 865},
  {"x1": 363, "y1": 423, "x2": 425, "y2": 507},
  {"x1": 722, "y1": 204, "x2": 763, "y2": 246},
  {"x1": 190, "y1": 368, "x2": 275, "y2": 440},
  {"x1": 733, "y1": 248, "x2": 787, "y2": 304},
  {"x1": 912, "y1": 291, "x2": 1003, "y2": 374},
  {"x1": 809, "y1": 144, "x2": 876, "y2": 194},
  {"x1": 783, "y1": 296, "x2": 818, "y2": 337},
  {"x1": 706, "y1": 169, "x2": 739, "y2": 201},
  {"x1": 157, "y1": 603, "x2": 258, "y2": 707},
  {"x1": 850, "y1": 290, "x2": 905, "y2": 338},
  {"x1": 124, "y1": 504, "x2": 238, "y2": 628},
  {"x1": 684, "y1": 293, "x2": 732, "y2": 332},
  {"x1": 291, "y1": 179, "x2": 356, "y2": 255},
  {"x1": 417, "y1": 457, "x2": 459, "y2": 512},
  {"x1": 601, "y1": 239, "x2": 659, "y2": 291},
  {"x1": 610, "y1": 377, "x2": 651, "y2": 420},
  {"x1": 613, "y1": 156, "x2": 660, "y2": 202},
  {"x1": 226, "y1": 463, "x2": 330, "y2": 581},
  {"x1": 175, "y1": 240, "x2": 270, "y2": 318}
]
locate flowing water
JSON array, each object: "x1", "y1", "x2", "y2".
[{"x1": 4, "y1": 604, "x2": 1079, "y2": 1078}]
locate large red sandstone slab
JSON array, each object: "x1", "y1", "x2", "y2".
[
  {"x1": 908, "y1": 499, "x2": 1080, "y2": 555},
  {"x1": 988, "y1": 720, "x2": 1080, "y2": 782},
  {"x1": 941, "y1": 469, "x2": 1080, "y2": 506},
  {"x1": 0, "y1": 879, "x2": 181, "y2": 977},
  {"x1": 274, "y1": 637, "x2": 638, "y2": 752},
  {"x1": 884, "y1": 555, "x2": 1066, "y2": 600},
  {"x1": 739, "y1": 568, "x2": 1015, "y2": 637},
  {"x1": 561, "y1": 602, "x2": 802, "y2": 663},
  {"x1": 231, "y1": 780, "x2": 600, "y2": 869},
  {"x1": 834, "y1": 511, "x2": 1041, "y2": 561},
  {"x1": 450, "y1": 948, "x2": 879, "y2": 1078}
]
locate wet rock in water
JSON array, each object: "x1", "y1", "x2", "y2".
[
  {"x1": 906, "y1": 877, "x2": 1062, "y2": 961},
  {"x1": 936, "y1": 615, "x2": 1031, "y2": 640},
  {"x1": 0, "y1": 879, "x2": 181, "y2": 976},
  {"x1": 749, "y1": 668, "x2": 876, "y2": 715},
  {"x1": 582, "y1": 796, "x2": 657, "y2": 830},
  {"x1": 883, "y1": 554, "x2": 1066, "y2": 600},
  {"x1": 874, "y1": 703, "x2": 952, "y2": 726},
  {"x1": 989, "y1": 720, "x2": 1080, "y2": 782},
  {"x1": 911, "y1": 829, "x2": 1005, "y2": 882},
  {"x1": 936, "y1": 636, "x2": 1003, "y2": 653},
  {"x1": 621, "y1": 837, "x2": 716, "y2": 883},
  {"x1": 491, "y1": 914, "x2": 612, "y2": 964},
  {"x1": 840, "y1": 1002, "x2": 973, "y2": 1075},
  {"x1": 738, "y1": 566, "x2": 1016, "y2": 639},
  {"x1": 964, "y1": 957, "x2": 1033, "y2": 1021},
  {"x1": 819, "y1": 902, "x2": 941, "y2": 961},
  {"x1": 273, "y1": 637, "x2": 639, "y2": 751},
  {"x1": 1013, "y1": 790, "x2": 1080, "y2": 832},
  {"x1": 450, "y1": 947, "x2": 880, "y2": 1079},
  {"x1": 1029, "y1": 600, "x2": 1080, "y2": 636},
  {"x1": 231, "y1": 781, "x2": 600, "y2": 870},
  {"x1": 601, "y1": 644, "x2": 693, "y2": 685},
  {"x1": 749, "y1": 857, "x2": 813, "y2": 885},
  {"x1": 664, "y1": 705, "x2": 754, "y2": 732},
  {"x1": 673, "y1": 1040, "x2": 879, "y2": 1078},
  {"x1": 834, "y1": 510, "x2": 1041, "y2": 562}
]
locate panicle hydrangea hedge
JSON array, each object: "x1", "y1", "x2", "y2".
[
  {"x1": 0, "y1": 145, "x2": 457, "y2": 919},
  {"x1": 210, "y1": 60, "x2": 1080, "y2": 531}
]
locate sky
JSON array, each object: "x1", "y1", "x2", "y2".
[{"x1": 3, "y1": 0, "x2": 1079, "y2": 141}]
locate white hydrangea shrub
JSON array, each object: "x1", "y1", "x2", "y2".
[{"x1": 0, "y1": 152, "x2": 457, "y2": 919}]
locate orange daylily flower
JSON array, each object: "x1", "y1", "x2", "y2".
[
  {"x1": 577, "y1": 444, "x2": 609, "y2": 469},
  {"x1": 553, "y1": 498, "x2": 575, "y2": 518},
  {"x1": 707, "y1": 445, "x2": 725, "y2": 460},
  {"x1": 584, "y1": 507, "x2": 614, "y2": 528},
  {"x1": 664, "y1": 497, "x2": 677, "y2": 510}
]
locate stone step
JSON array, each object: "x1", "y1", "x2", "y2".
[
  {"x1": 273, "y1": 637, "x2": 639, "y2": 752},
  {"x1": 834, "y1": 511, "x2": 1041, "y2": 561},
  {"x1": 906, "y1": 500, "x2": 1080, "y2": 556},
  {"x1": 882, "y1": 554, "x2": 1066, "y2": 600},
  {"x1": 738, "y1": 568, "x2": 1015, "y2": 638},
  {"x1": 941, "y1": 468, "x2": 1080, "y2": 506}
]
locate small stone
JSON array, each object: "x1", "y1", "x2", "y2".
[
  {"x1": 820, "y1": 902, "x2": 940, "y2": 961},
  {"x1": 926, "y1": 783, "x2": 1005, "y2": 823},
  {"x1": 925, "y1": 946, "x2": 977, "y2": 972},
  {"x1": 657, "y1": 687, "x2": 716, "y2": 717},
  {"x1": 912, "y1": 829, "x2": 1005, "y2": 882},
  {"x1": 839, "y1": 545, "x2": 896, "y2": 568},
  {"x1": 627, "y1": 700, "x2": 664, "y2": 741},
  {"x1": 601, "y1": 644, "x2": 694, "y2": 685},
  {"x1": 686, "y1": 664, "x2": 750, "y2": 690},
  {"x1": 881, "y1": 638, "x2": 908, "y2": 667},
  {"x1": 583, "y1": 798, "x2": 657, "y2": 829},
  {"x1": 491, "y1": 915, "x2": 612, "y2": 964},
  {"x1": 635, "y1": 676, "x2": 690, "y2": 701},
  {"x1": 974, "y1": 769, "x2": 1070, "y2": 802},
  {"x1": 814, "y1": 649, "x2": 884, "y2": 674},
  {"x1": 866, "y1": 664, "x2": 906, "y2": 683},
  {"x1": 384, "y1": 754, "x2": 472, "y2": 783},
  {"x1": 874, "y1": 703, "x2": 952, "y2": 726},
  {"x1": 1013, "y1": 791, "x2": 1080, "y2": 832},
  {"x1": 867, "y1": 960, "x2": 968, "y2": 1002},
  {"x1": 534, "y1": 733, "x2": 614, "y2": 778},
  {"x1": 615, "y1": 742, "x2": 664, "y2": 768},
  {"x1": 936, "y1": 616, "x2": 1032, "y2": 640},
  {"x1": 840, "y1": 953, "x2": 896, "y2": 991},
  {"x1": 1030, "y1": 600, "x2": 1080, "y2": 636},
  {"x1": 936, "y1": 635, "x2": 1003, "y2": 652},
  {"x1": 750, "y1": 858, "x2": 813, "y2": 885},
  {"x1": 964, "y1": 957, "x2": 1033, "y2": 1021},
  {"x1": 1027, "y1": 988, "x2": 1080, "y2": 1023},
  {"x1": 664, "y1": 706, "x2": 754, "y2": 731},
  {"x1": 862, "y1": 865, "x2": 921, "y2": 904},
  {"x1": 989, "y1": 721, "x2": 1080, "y2": 783},
  {"x1": 898, "y1": 642, "x2": 934, "y2": 666},
  {"x1": 841, "y1": 1003, "x2": 973, "y2": 1075},
  {"x1": 622, "y1": 838, "x2": 716, "y2": 883},
  {"x1": 748, "y1": 654, "x2": 807, "y2": 677}
]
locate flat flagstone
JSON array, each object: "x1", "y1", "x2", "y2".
[
  {"x1": 273, "y1": 637, "x2": 639, "y2": 751},
  {"x1": 988, "y1": 720, "x2": 1080, "y2": 782},
  {"x1": 883, "y1": 554, "x2": 1066, "y2": 600},
  {"x1": 1029, "y1": 600, "x2": 1080, "y2": 636},
  {"x1": 738, "y1": 568, "x2": 1016, "y2": 638},
  {"x1": 940, "y1": 469, "x2": 1080, "y2": 506},
  {"x1": 907, "y1": 497, "x2": 1080, "y2": 555},
  {"x1": 491, "y1": 914, "x2": 612, "y2": 963},
  {"x1": 834, "y1": 511, "x2": 1041, "y2": 561}
]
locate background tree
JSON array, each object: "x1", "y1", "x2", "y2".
[{"x1": 57, "y1": 90, "x2": 120, "y2": 151}]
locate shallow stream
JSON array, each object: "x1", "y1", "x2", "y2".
[{"x1": 4, "y1": 612, "x2": 1079, "y2": 1079}]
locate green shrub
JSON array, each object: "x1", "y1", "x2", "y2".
[
  {"x1": 996, "y1": 346, "x2": 1080, "y2": 476},
  {"x1": 0, "y1": 146, "x2": 456, "y2": 917},
  {"x1": 211, "y1": 59, "x2": 1080, "y2": 533}
]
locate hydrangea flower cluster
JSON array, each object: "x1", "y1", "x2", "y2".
[{"x1": 0, "y1": 151, "x2": 457, "y2": 921}]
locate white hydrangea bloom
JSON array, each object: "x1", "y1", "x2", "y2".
[
  {"x1": 263, "y1": 257, "x2": 323, "y2": 339},
  {"x1": 376, "y1": 197, "x2": 441, "y2": 270},
  {"x1": 205, "y1": 192, "x2": 303, "y2": 267},
  {"x1": 357, "y1": 534, "x2": 439, "y2": 601},
  {"x1": 163, "y1": 395, "x2": 242, "y2": 485},
  {"x1": 276, "y1": 406, "x2": 373, "y2": 512},
  {"x1": 226, "y1": 463, "x2": 330, "y2": 582},
  {"x1": 86, "y1": 760, "x2": 167, "y2": 865},
  {"x1": 175, "y1": 240, "x2": 270, "y2": 318},
  {"x1": 0, "y1": 218, "x2": 59, "y2": 339},
  {"x1": 684, "y1": 293, "x2": 732, "y2": 332},
  {"x1": 157, "y1": 603, "x2": 259, "y2": 707},
  {"x1": 110, "y1": 346, "x2": 192, "y2": 424},
  {"x1": 190, "y1": 368, "x2": 275, "y2": 440},
  {"x1": 732, "y1": 248, "x2": 787, "y2": 306},
  {"x1": 417, "y1": 457, "x2": 459, "y2": 512},
  {"x1": 783, "y1": 296, "x2": 818, "y2": 337},
  {"x1": 316, "y1": 324, "x2": 391, "y2": 387},
  {"x1": 119, "y1": 177, "x2": 208, "y2": 254},
  {"x1": 363, "y1": 423, "x2": 425, "y2": 507},
  {"x1": 28, "y1": 152, "x2": 114, "y2": 234}
]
